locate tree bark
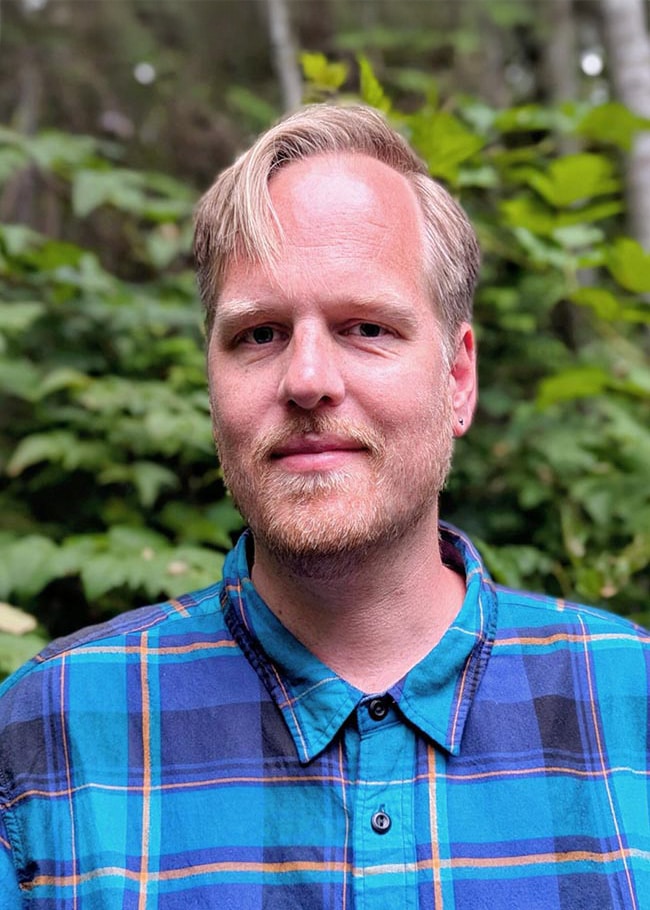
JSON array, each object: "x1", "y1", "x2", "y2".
[
  {"x1": 601, "y1": 0, "x2": 650, "y2": 250},
  {"x1": 264, "y1": 0, "x2": 302, "y2": 113}
]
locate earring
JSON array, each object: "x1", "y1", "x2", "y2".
[{"x1": 458, "y1": 417, "x2": 465, "y2": 427}]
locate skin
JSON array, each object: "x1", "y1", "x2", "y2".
[{"x1": 208, "y1": 153, "x2": 477, "y2": 692}]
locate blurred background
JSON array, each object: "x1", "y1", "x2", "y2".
[{"x1": 1, "y1": 0, "x2": 650, "y2": 675}]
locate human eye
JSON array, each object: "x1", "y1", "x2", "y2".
[
  {"x1": 345, "y1": 322, "x2": 392, "y2": 338},
  {"x1": 239, "y1": 325, "x2": 279, "y2": 345}
]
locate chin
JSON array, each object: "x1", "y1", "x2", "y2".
[{"x1": 248, "y1": 492, "x2": 437, "y2": 579}]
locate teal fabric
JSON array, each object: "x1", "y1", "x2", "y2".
[{"x1": 0, "y1": 523, "x2": 648, "y2": 908}]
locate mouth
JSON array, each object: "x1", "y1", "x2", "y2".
[{"x1": 270, "y1": 434, "x2": 367, "y2": 472}]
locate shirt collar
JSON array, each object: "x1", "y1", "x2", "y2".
[{"x1": 220, "y1": 523, "x2": 497, "y2": 763}]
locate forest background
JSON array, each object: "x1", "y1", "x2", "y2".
[{"x1": 1, "y1": 0, "x2": 650, "y2": 677}]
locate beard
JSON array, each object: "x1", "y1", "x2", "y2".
[{"x1": 213, "y1": 401, "x2": 454, "y2": 578}]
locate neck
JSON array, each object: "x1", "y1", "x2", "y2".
[{"x1": 250, "y1": 515, "x2": 466, "y2": 693}]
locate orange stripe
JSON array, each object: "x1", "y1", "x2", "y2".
[
  {"x1": 169, "y1": 599, "x2": 191, "y2": 617},
  {"x1": 138, "y1": 633, "x2": 152, "y2": 910},
  {"x1": 10, "y1": 758, "x2": 648, "y2": 812},
  {"x1": 338, "y1": 740, "x2": 349, "y2": 910},
  {"x1": 26, "y1": 846, "x2": 649, "y2": 890},
  {"x1": 444, "y1": 763, "x2": 649, "y2": 783},
  {"x1": 9, "y1": 756, "x2": 649, "y2": 814},
  {"x1": 495, "y1": 631, "x2": 650, "y2": 647},
  {"x1": 578, "y1": 615, "x2": 638, "y2": 910},
  {"x1": 58, "y1": 640, "x2": 239, "y2": 658},
  {"x1": 427, "y1": 744, "x2": 444, "y2": 907}
]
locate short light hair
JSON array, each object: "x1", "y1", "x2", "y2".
[{"x1": 194, "y1": 104, "x2": 480, "y2": 344}]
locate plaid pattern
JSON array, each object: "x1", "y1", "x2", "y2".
[{"x1": 1, "y1": 523, "x2": 649, "y2": 908}]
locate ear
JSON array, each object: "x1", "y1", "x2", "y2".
[{"x1": 450, "y1": 323, "x2": 477, "y2": 437}]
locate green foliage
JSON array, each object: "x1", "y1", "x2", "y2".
[
  {"x1": 300, "y1": 53, "x2": 349, "y2": 101},
  {"x1": 1, "y1": 57, "x2": 649, "y2": 679},
  {"x1": 0, "y1": 127, "x2": 243, "y2": 662}
]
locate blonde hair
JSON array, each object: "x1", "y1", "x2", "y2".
[{"x1": 194, "y1": 104, "x2": 480, "y2": 342}]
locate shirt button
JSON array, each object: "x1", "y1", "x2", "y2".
[
  {"x1": 368, "y1": 696, "x2": 390, "y2": 721},
  {"x1": 371, "y1": 810, "x2": 392, "y2": 834}
]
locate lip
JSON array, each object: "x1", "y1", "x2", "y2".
[
  {"x1": 270, "y1": 434, "x2": 366, "y2": 471},
  {"x1": 272, "y1": 434, "x2": 365, "y2": 458}
]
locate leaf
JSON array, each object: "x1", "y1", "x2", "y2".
[
  {"x1": 72, "y1": 169, "x2": 192, "y2": 221},
  {"x1": 500, "y1": 196, "x2": 555, "y2": 236},
  {"x1": 159, "y1": 500, "x2": 244, "y2": 548},
  {"x1": 0, "y1": 301, "x2": 46, "y2": 334},
  {"x1": 7, "y1": 432, "x2": 111, "y2": 476},
  {"x1": 100, "y1": 461, "x2": 178, "y2": 507},
  {"x1": 0, "y1": 536, "x2": 60, "y2": 599},
  {"x1": 300, "y1": 53, "x2": 348, "y2": 91},
  {"x1": 606, "y1": 238, "x2": 650, "y2": 293},
  {"x1": 494, "y1": 104, "x2": 556, "y2": 134},
  {"x1": 577, "y1": 102, "x2": 650, "y2": 151},
  {"x1": 0, "y1": 358, "x2": 41, "y2": 401},
  {"x1": 536, "y1": 367, "x2": 613, "y2": 408},
  {"x1": 0, "y1": 631, "x2": 49, "y2": 681},
  {"x1": 0, "y1": 224, "x2": 43, "y2": 256},
  {"x1": 72, "y1": 169, "x2": 142, "y2": 218},
  {"x1": 570, "y1": 288, "x2": 621, "y2": 321},
  {"x1": 473, "y1": 539, "x2": 552, "y2": 589},
  {"x1": 408, "y1": 110, "x2": 483, "y2": 182},
  {"x1": 515, "y1": 154, "x2": 619, "y2": 208},
  {"x1": 555, "y1": 199, "x2": 623, "y2": 227},
  {"x1": 36, "y1": 368, "x2": 91, "y2": 398},
  {"x1": 357, "y1": 56, "x2": 391, "y2": 113},
  {"x1": 22, "y1": 130, "x2": 99, "y2": 172}
]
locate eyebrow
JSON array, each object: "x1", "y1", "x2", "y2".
[
  {"x1": 213, "y1": 298, "x2": 281, "y2": 342},
  {"x1": 213, "y1": 293, "x2": 423, "y2": 340}
]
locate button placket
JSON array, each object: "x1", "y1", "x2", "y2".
[{"x1": 350, "y1": 696, "x2": 418, "y2": 908}]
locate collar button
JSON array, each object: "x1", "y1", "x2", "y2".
[{"x1": 368, "y1": 696, "x2": 390, "y2": 721}]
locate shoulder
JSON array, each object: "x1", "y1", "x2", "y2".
[
  {"x1": 494, "y1": 583, "x2": 649, "y2": 640},
  {"x1": 491, "y1": 584, "x2": 650, "y2": 689},
  {"x1": 0, "y1": 580, "x2": 227, "y2": 706}
]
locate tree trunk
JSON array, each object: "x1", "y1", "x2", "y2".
[
  {"x1": 264, "y1": 0, "x2": 302, "y2": 113},
  {"x1": 601, "y1": 0, "x2": 650, "y2": 250}
]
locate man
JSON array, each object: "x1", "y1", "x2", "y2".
[{"x1": 0, "y1": 105, "x2": 648, "y2": 908}]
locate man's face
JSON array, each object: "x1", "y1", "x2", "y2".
[{"x1": 208, "y1": 153, "x2": 475, "y2": 569}]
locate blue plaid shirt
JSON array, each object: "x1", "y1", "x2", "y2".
[{"x1": 1, "y1": 523, "x2": 649, "y2": 908}]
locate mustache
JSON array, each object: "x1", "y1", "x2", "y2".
[{"x1": 250, "y1": 415, "x2": 386, "y2": 462}]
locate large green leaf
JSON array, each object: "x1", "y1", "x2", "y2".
[
  {"x1": 300, "y1": 52, "x2": 348, "y2": 92},
  {"x1": 7, "y1": 432, "x2": 112, "y2": 476},
  {"x1": 536, "y1": 367, "x2": 613, "y2": 408},
  {"x1": 408, "y1": 110, "x2": 483, "y2": 182},
  {"x1": 515, "y1": 154, "x2": 619, "y2": 208},
  {"x1": 0, "y1": 536, "x2": 60, "y2": 599},
  {"x1": 606, "y1": 238, "x2": 650, "y2": 293},
  {"x1": 578, "y1": 102, "x2": 650, "y2": 151}
]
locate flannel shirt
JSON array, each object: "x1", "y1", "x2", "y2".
[{"x1": 0, "y1": 523, "x2": 649, "y2": 908}]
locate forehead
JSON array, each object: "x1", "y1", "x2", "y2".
[{"x1": 267, "y1": 152, "x2": 424, "y2": 246}]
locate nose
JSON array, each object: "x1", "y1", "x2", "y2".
[{"x1": 278, "y1": 326, "x2": 345, "y2": 411}]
